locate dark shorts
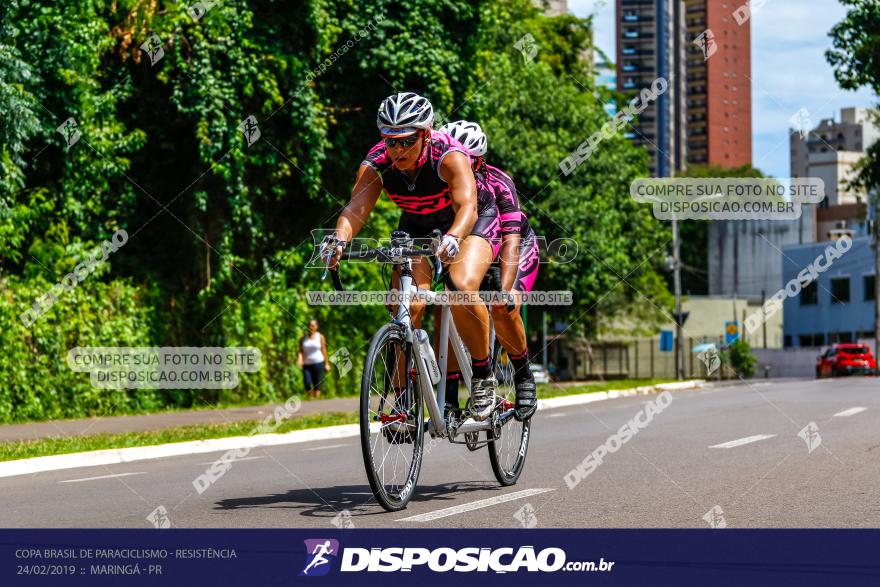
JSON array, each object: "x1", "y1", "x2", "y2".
[{"x1": 398, "y1": 212, "x2": 502, "y2": 259}]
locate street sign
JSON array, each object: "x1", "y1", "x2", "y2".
[
  {"x1": 660, "y1": 330, "x2": 673, "y2": 352},
  {"x1": 725, "y1": 321, "x2": 739, "y2": 345}
]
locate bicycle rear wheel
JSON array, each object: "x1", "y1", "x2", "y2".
[
  {"x1": 488, "y1": 341, "x2": 530, "y2": 485},
  {"x1": 360, "y1": 324, "x2": 425, "y2": 511}
]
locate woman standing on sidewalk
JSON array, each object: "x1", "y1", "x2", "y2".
[{"x1": 298, "y1": 319, "x2": 330, "y2": 399}]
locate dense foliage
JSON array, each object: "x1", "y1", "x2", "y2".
[{"x1": 0, "y1": 0, "x2": 671, "y2": 422}]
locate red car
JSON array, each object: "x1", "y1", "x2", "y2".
[{"x1": 815, "y1": 344, "x2": 877, "y2": 378}]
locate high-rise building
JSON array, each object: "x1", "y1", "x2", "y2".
[
  {"x1": 616, "y1": 0, "x2": 688, "y2": 177},
  {"x1": 616, "y1": 0, "x2": 751, "y2": 175},
  {"x1": 684, "y1": 0, "x2": 752, "y2": 167}
]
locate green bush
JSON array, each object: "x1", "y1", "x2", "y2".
[
  {"x1": 0, "y1": 275, "x2": 159, "y2": 423},
  {"x1": 724, "y1": 340, "x2": 757, "y2": 379}
]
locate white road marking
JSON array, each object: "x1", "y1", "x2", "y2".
[
  {"x1": 709, "y1": 434, "x2": 776, "y2": 449},
  {"x1": 303, "y1": 443, "x2": 351, "y2": 451},
  {"x1": 59, "y1": 472, "x2": 147, "y2": 484},
  {"x1": 397, "y1": 488, "x2": 554, "y2": 522},
  {"x1": 197, "y1": 456, "x2": 266, "y2": 465},
  {"x1": 545, "y1": 413, "x2": 568, "y2": 418},
  {"x1": 833, "y1": 407, "x2": 867, "y2": 418}
]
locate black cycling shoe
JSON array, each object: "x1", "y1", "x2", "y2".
[{"x1": 513, "y1": 379, "x2": 537, "y2": 422}]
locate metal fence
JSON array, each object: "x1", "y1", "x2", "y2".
[{"x1": 563, "y1": 336, "x2": 738, "y2": 380}]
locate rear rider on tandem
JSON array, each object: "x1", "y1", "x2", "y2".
[{"x1": 438, "y1": 120, "x2": 539, "y2": 422}]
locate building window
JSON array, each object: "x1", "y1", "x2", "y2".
[
  {"x1": 829, "y1": 331, "x2": 854, "y2": 344},
  {"x1": 784, "y1": 335, "x2": 792, "y2": 348},
  {"x1": 799, "y1": 333, "x2": 825, "y2": 347},
  {"x1": 865, "y1": 275, "x2": 876, "y2": 301},
  {"x1": 801, "y1": 282, "x2": 818, "y2": 305},
  {"x1": 831, "y1": 277, "x2": 850, "y2": 303}
]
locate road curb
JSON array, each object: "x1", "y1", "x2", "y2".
[
  {"x1": 537, "y1": 379, "x2": 704, "y2": 410},
  {"x1": 0, "y1": 380, "x2": 705, "y2": 479}
]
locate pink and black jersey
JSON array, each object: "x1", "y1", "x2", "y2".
[
  {"x1": 361, "y1": 132, "x2": 496, "y2": 229},
  {"x1": 478, "y1": 164, "x2": 534, "y2": 241},
  {"x1": 477, "y1": 164, "x2": 539, "y2": 292}
]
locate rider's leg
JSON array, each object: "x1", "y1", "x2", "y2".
[
  {"x1": 498, "y1": 237, "x2": 541, "y2": 421},
  {"x1": 447, "y1": 235, "x2": 493, "y2": 378},
  {"x1": 492, "y1": 296, "x2": 533, "y2": 378},
  {"x1": 492, "y1": 298, "x2": 527, "y2": 365}
]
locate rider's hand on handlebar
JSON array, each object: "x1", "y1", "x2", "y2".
[
  {"x1": 320, "y1": 235, "x2": 346, "y2": 270},
  {"x1": 435, "y1": 233, "x2": 460, "y2": 264}
]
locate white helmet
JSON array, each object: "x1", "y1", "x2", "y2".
[
  {"x1": 377, "y1": 92, "x2": 434, "y2": 136},
  {"x1": 438, "y1": 120, "x2": 487, "y2": 157}
]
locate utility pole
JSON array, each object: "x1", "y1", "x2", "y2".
[
  {"x1": 761, "y1": 289, "x2": 767, "y2": 348},
  {"x1": 672, "y1": 218, "x2": 684, "y2": 380},
  {"x1": 874, "y1": 201, "x2": 880, "y2": 364}
]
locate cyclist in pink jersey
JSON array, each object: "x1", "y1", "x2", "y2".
[
  {"x1": 439, "y1": 120, "x2": 538, "y2": 421},
  {"x1": 323, "y1": 93, "x2": 500, "y2": 420}
]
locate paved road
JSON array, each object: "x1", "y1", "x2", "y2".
[{"x1": 2, "y1": 378, "x2": 878, "y2": 528}]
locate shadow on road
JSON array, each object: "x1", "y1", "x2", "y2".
[{"x1": 214, "y1": 480, "x2": 501, "y2": 518}]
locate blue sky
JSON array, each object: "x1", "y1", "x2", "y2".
[{"x1": 568, "y1": 0, "x2": 877, "y2": 178}]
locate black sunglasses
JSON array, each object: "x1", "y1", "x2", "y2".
[{"x1": 384, "y1": 135, "x2": 420, "y2": 149}]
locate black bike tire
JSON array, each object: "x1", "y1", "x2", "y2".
[
  {"x1": 359, "y1": 324, "x2": 425, "y2": 511},
  {"x1": 488, "y1": 339, "x2": 530, "y2": 485}
]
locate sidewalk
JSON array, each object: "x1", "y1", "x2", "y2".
[
  {"x1": 0, "y1": 378, "x2": 721, "y2": 444},
  {"x1": 0, "y1": 397, "x2": 360, "y2": 443}
]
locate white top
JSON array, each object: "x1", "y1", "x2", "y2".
[{"x1": 301, "y1": 333, "x2": 324, "y2": 365}]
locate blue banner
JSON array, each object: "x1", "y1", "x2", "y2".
[{"x1": 2, "y1": 529, "x2": 879, "y2": 586}]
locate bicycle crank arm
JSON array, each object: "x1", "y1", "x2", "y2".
[{"x1": 451, "y1": 417, "x2": 495, "y2": 436}]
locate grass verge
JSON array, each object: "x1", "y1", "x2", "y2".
[
  {"x1": 0, "y1": 378, "x2": 678, "y2": 463},
  {"x1": 0, "y1": 411, "x2": 357, "y2": 463}
]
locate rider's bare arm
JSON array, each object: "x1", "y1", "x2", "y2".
[
  {"x1": 439, "y1": 151, "x2": 477, "y2": 239},
  {"x1": 499, "y1": 233, "x2": 521, "y2": 292},
  {"x1": 335, "y1": 164, "x2": 383, "y2": 243}
]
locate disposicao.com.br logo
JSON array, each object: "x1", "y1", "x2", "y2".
[
  {"x1": 300, "y1": 541, "x2": 614, "y2": 575},
  {"x1": 301, "y1": 539, "x2": 340, "y2": 577},
  {"x1": 341, "y1": 546, "x2": 612, "y2": 574}
]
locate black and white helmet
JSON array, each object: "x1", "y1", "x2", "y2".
[
  {"x1": 377, "y1": 92, "x2": 434, "y2": 136},
  {"x1": 438, "y1": 120, "x2": 488, "y2": 157}
]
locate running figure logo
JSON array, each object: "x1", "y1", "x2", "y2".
[
  {"x1": 300, "y1": 539, "x2": 339, "y2": 576},
  {"x1": 692, "y1": 29, "x2": 717, "y2": 60},
  {"x1": 57, "y1": 118, "x2": 81, "y2": 148},
  {"x1": 239, "y1": 115, "x2": 261, "y2": 147}
]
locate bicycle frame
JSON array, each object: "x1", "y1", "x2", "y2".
[
  {"x1": 399, "y1": 271, "x2": 505, "y2": 441},
  {"x1": 328, "y1": 236, "x2": 510, "y2": 442}
]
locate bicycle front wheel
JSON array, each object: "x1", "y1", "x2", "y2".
[{"x1": 359, "y1": 324, "x2": 425, "y2": 511}]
